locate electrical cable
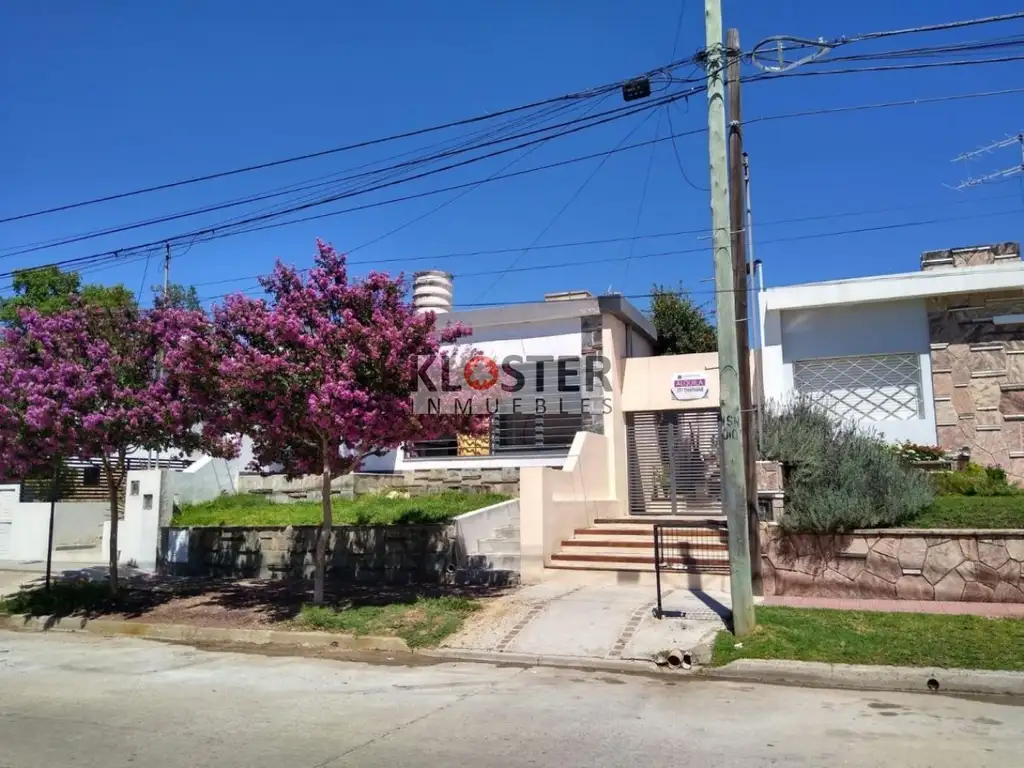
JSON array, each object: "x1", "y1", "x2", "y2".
[
  {"x1": 473, "y1": 105, "x2": 661, "y2": 301},
  {"x1": 0, "y1": 55, "x2": 701, "y2": 225},
  {"x1": 622, "y1": 111, "x2": 663, "y2": 286},
  {"x1": 192, "y1": 206, "x2": 1024, "y2": 303},
  {"x1": 5, "y1": 83, "x2": 1022, "y2": 287},
  {"x1": 0, "y1": 88, "x2": 692, "y2": 259}
]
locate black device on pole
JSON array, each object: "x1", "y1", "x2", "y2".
[{"x1": 621, "y1": 77, "x2": 652, "y2": 102}]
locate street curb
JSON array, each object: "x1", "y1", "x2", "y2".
[
  {"x1": 0, "y1": 613, "x2": 411, "y2": 653},
  {"x1": 701, "y1": 659, "x2": 1024, "y2": 697},
  {"x1": 421, "y1": 647, "x2": 661, "y2": 675}
]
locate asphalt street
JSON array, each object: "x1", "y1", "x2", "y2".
[{"x1": 0, "y1": 630, "x2": 1021, "y2": 767}]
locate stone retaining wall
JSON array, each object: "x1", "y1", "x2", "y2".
[
  {"x1": 237, "y1": 468, "x2": 520, "y2": 503},
  {"x1": 160, "y1": 524, "x2": 457, "y2": 582},
  {"x1": 761, "y1": 524, "x2": 1024, "y2": 603}
]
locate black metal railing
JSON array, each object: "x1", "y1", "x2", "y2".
[{"x1": 653, "y1": 521, "x2": 730, "y2": 619}]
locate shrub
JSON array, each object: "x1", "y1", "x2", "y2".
[
  {"x1": 932, "y1": 463, "x2": 1019, "y2": 497},
  {"x1": 759, "y1": 399, "x2": 934, "y2": 532}
]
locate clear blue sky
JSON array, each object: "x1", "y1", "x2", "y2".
[{"x1": 2, "y1": 1, "x2": 1023, "y2": 312}]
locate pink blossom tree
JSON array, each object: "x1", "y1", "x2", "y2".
[
  {"x1": 213, "y1": 240, "x2": 481, "y2": 604},
  {"x1": 0, "y1": 303, "x2": 235, "y2": 593}
]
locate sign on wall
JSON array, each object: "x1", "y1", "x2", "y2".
[{"x1": 671, "y1": 372, "x2": 709, "y2": 401}]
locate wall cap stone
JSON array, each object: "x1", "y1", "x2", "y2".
[{"x1": 855, "y1": 528, "x2": 1024, "y2": 537}]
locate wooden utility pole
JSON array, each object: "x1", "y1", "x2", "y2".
[
  {"x1": 726, "y1": 28, "x2": 762, "y2": 595},
  {"x1": 704, "y1": 2, "x2": 754, "y2": 635}
]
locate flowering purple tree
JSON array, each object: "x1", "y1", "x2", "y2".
[
  {"x1": 0, "y1": 303, "x2": 234, "y2": 592},
  {"x1": 213, "y1": 240, "x2": 479, "y2": 604}
]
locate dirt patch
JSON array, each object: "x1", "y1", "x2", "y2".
[{"x1": 13, "y1": 574, "x2": 512, "y2": 633}]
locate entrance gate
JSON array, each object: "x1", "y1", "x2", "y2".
[{"x1": 625, "y1": 409, "x2": 722, "y2": 516}]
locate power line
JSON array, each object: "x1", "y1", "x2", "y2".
[
  {"x1": 0, "y1": 112, "x2": 710, "y2": 282},
  {"x1": 622, "y1": 111, "x2": 663, "y2": 286},
  {"x1": 746, "y1": 53, "x2": 1024, "y2": 81},
  {"x1": 0, "y1": 88, "x2": 692, "y2": 259},
  {"x1": 0, "y1": 56, "x2": 699, "y2": 226},
  {"x1": 345, "y1": 95, "x2": 613, "y2": 256},
  {"x1": 475, "y1": 104, "x2": 661, "y2": 302},
  {"x1": 5, "y1": 82, "x2": 1022, "y2": 287},
  {"x1": 1, "y1": 96, "x2": 593, "y2": 258},
  {"x1": 192, "y1": 206, "x2": 1024, "y2": 303},
  {"x1": 750, "y1": 11, "x2": 1024, "y2": 72}
]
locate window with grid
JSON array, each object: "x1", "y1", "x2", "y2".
[{"x1": 793, "y1": 354, "x2": 923, "y2": 422}]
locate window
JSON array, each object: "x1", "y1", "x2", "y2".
[
  {"x1": 82, "y1": 466, "x2": 101, "y2": 487},
  {"x1": 793, "y1": 353, "x2": 923, "y2": 422},
  {"x1": 142, "y1": 494, "x2": 153, "y2": 511},
  {"x1": 492, "y1": 412, "x2": 581, "y2": 453},
  {"x1": 130, "y1": 480, "x2": 140, "y2": 497}
]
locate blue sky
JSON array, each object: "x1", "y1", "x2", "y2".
[{"x1": 2, "y1": 1, "x2": 1023, "y2": 312}]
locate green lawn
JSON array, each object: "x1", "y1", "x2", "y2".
[
  {"x1": 905, "y1": 495, "x2": 1024, "y2": 529},
  {"x1": 713, "y1": 607, "x2": 1024, "y2": 671},
  {"x1": 173, "y1": 491, "x2": 510, "y2": 527},
  {"x1": 297, "y1": 596, "x2": 479, "y2": 648}
]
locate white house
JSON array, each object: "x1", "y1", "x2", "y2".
[
  {"x1": 362, "y1": 281, "x2": 659, "y2": 474},
  {"x1": 759, "y1": 241, "x2": 1024, "y2": 483}
]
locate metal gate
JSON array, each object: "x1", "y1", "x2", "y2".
[{"x1": 626, "y1": 409, "x2": 722, "y2": 516}]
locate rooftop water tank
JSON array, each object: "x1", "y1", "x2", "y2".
[{"x1": 412, "y1": 270, "x2": 454, "y2": 314}]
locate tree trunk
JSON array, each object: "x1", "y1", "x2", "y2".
[
  {"x1": 313, "y1": 447, "x2": 333, "y2": 606},
  {"x1": 102, "y1": 456, "x2": 120, "y2": 595}
]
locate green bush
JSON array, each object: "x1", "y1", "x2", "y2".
[
  {"x1": 932, "y1": 463, "x2": 1019, "y2": 496},
  {"x1": 759, "y1": 399, "x2": 934, "y2": 532}
]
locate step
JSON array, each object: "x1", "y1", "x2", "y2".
[
  {"x1": 493, "y1": 525, "x2": 520, "y2": 540},
  {"x1": 451, "y1": 568, "x2": 521, "y2": 587},
  {"x1": 550, "y1": 552, "x2": 729, "y2": 570},
  {"x1": 466, "y1": 553, "x2": 521, "y2": 570},
  {"x1": 572, "y1": 527, "x2": 727, "y2": 540},
  {"x1": 560, "y1": 539, "x2": 728, "y2": 553},
  {"x1": 476, "y1": 537, "x2": 521, "y2": 555},
  {"x1": 592, "y1": 516, "x2": 727, "y2": 525}
]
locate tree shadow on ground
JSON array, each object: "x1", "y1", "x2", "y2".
[{"x1": 2, "y1": 570, "x2": 510, "y2": 629}]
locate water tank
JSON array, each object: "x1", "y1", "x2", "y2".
[{"x1": 412, "y1": 270, "x2": 454, "y2": 314}]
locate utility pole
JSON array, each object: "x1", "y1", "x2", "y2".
[
  {"x1": 164, "y1": 242, "x2": 171, "y2": 299},
  {"x1": 704, "y1": 2, "x2": 754, "y2": 635},
  {"x1": 149, "y1": 243, "x2": 172, "y2": 471},
  {"x1": 726, "y1": 28, "x2": 762, "y2": 595}
]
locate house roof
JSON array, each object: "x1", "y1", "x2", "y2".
[
  {"x1": 442, "y1": 294, "x2": 658, "y2": 343},
  {"x1": 761, "y1": 262, "x2": 1024, "y2": 313}
]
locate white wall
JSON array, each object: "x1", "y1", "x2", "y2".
[
  {"x1": 761, "y1": 299, "x2": 936, "y2": 444},
  {"x1": 114, "y1": 469, "x2": 168, "y2": 571},
  {"x1": 168, "y1": 455, "x2": 244, "y2": 506},
  {"x1": 1, "y1": 497, "x2": 108, "y2": 562},
  {"x1": 52, "y1": 502, "x2": 108, "y2": 548}
]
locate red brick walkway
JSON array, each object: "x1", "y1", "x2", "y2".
[{"x1": 764, "y1": 595, "x2": 1024, "y2": 618}]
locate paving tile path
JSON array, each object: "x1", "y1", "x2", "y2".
[
  {"x1": 443, "y1": 583, "x2": 731, "y2": 662},
  {"x1": 765, "y1": 595, "x2": 1024, "y2": 618}
]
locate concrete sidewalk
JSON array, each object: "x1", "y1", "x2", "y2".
[{"x1": 440, "y1": 583, "x2": 732, "y2": 665}]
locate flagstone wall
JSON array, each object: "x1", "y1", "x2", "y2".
[
  {"x1": 761, "y1": 524, "x2": 1024, "y2": 603},
  {"x1": 923, "y1": 243, "x2": 1024, "y2": 483}
]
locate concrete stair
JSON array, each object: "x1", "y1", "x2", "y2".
[
  {"x1": 549, "y1": 518, "x2": 730, "y2": 574},
  {"x1": 455, "y1": 511, "x2": 521, "y2": 586}
]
